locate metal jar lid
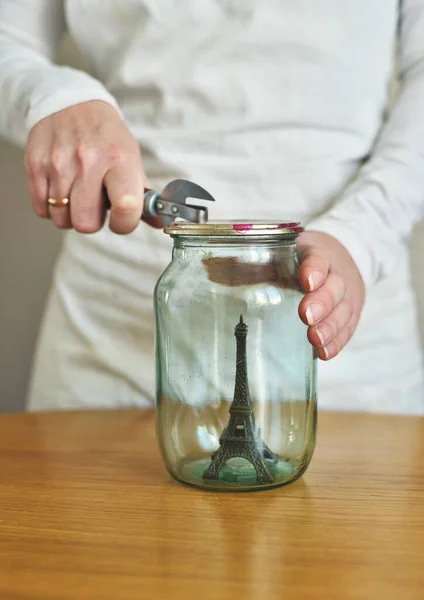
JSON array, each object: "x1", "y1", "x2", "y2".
[{"x1": 164, "y1": 220, "x2": 304, "y2": 237}]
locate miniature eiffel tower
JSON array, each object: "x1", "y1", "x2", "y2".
[{"x1": 202, "y1": 315, "x2": 278, "y2": 484}]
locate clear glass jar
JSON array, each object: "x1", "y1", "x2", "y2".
[{"x1": 154, "y1": 221, "x2": 317, "y2": 491}]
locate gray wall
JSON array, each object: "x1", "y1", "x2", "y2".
[
  {"x1": 0, "y1": 36, "x2": 76, "y2": 413},
  {"x1": 0, "y1": 38, "x2": 423, "y2": 413},
  {"x1": 0, "y1": 144, "x2": 61, "y2": 412}
]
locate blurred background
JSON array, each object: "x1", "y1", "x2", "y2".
[{"x1": 1, "y1": 36, "x2": 423, "y2": 413}]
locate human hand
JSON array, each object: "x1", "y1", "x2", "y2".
[
  {"x1": 297, "y1": 231, "x2": 365, "y2": 360},
  {"x1": 24, "y1": 100, "x2": 161, "y2": 233}
]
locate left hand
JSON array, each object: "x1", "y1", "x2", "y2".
[{"x1": 297, "y1": 231, "x2": 365, "y2": 360}]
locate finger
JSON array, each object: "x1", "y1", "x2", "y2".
[
  {"x1": 48, "y1": 180, "x2": 73, "y2": 230},
  {"x1": 70, "y1": 170, "x2": 106, "y2": 234},
  {"x1": 298, "y1": 271, "x2": 346, "y2": 326},
  {"x1": 297, "y1": 240, "x2": 330, "y2": 292},
  {"x1": 24, "y1": 152, "x2": 50, "y2": 219},
  {"x1": 47, "y1": 147, "x2": 75, "y2": 229},
  {"x1": 104, "y1": 166, "x2": 144, "y2": 234},
  {"x1": 307, "y1": 299, "x2": 353, "y2": 349},
  {"x1": 316, "y1": 314, "x2": 358, "y2": 361},
  {"x1": 27, "y1": 172, "x2": 50, "y2": 219}
]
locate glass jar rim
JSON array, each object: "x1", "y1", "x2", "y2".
[{"x1": 164, "y1": 219, "x2": 304, "y2": 238}]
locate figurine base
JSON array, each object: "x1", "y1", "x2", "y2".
[{"x1": 178, "y1": 456, "x2": 297, "y2": 491}]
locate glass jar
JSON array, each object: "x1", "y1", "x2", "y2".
[{"x1": 154, "y1": 221, "x2": 317, "y2": 491}]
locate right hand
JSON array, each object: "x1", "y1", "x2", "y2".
[{"x1": 24, "y1": 100, "x2": 161, "y2": 234}]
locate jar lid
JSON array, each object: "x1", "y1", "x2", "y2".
[{"x1": 164, "y1": 220, "x2": 304, "y2": 237}]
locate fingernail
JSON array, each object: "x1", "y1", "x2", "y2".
[
  {"x1": 306, "y1": 303, "x2": 324, "y2": 325},
  {"x1": 315, "y1": 327, "x2": 325, "y2": 346},
  {"x1": 308, "y1": 271, "x2": 322, "y2": 291},
  {"x1": 322, "y1": 342, "x2": 336, "y2": 359}
]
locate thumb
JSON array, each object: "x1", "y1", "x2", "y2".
[{"x1": 297, "y1": 236, "x2": 330, "y2": 292}]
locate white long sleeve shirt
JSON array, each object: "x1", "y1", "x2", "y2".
[
  {"x1": 1, "y1": 0, "x2": 424, "y2": 290},
  {"x1": 0, "y1": 0, "x2": 423, "y2": 412}
]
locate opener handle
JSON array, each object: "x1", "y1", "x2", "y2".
[
  {"x1": 103, "y1": 186, "x2": 209, "y2": 224},
  {"x1": 103, "y1": 187, "x2": 160, "y2": 220}
]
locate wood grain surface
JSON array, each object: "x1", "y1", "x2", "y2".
[{"x1": 0, "y1": 409, "x2": 423, "y2": 600}]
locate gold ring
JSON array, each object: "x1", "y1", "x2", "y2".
[{"x1": 48, "y1": 197, "x2": 69, "y2": 207}]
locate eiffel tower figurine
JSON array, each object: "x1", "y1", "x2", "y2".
[{"x1": 202, "y1": 315, "x2": 278, "y2": 484}]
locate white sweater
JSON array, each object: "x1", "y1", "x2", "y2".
[
  {"x1": 0, "y1": 0, "x2": 423, "y2": 412},
  {"x1": 1, "y1": 0, "x2": 424, "y2": 288}
]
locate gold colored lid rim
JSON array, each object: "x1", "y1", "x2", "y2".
[{"x1": 164, "y1": 219, "x2": 304, "y2": 237}]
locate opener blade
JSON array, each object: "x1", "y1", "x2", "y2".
[{"x1": 147, "y1": 179, "x2": 215, "y2": 226}]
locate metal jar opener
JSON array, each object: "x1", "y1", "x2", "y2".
[{"x1": 104, "y1": 179, "x2": 215, "y2": 226}]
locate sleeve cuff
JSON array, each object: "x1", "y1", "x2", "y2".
[{"x1": 25, "y1": 66, "x2": 123, "y2": 137}]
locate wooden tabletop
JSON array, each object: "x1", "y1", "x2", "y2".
[{"x1": 0, "y1": 410, "x2": 423, "y2": 600}]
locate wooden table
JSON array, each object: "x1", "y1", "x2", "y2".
[{"x1": 0, "y1": 410, "x2": 423, "y2": 600}]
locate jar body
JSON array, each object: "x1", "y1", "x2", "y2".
[{"x1": 155, "y1": 233, "x2": 317, "y2": 491}]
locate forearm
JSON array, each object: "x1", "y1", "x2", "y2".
[
  {"x1": 307, "y1": 0, "x2": 424, "y2": 290},
  {"x1": 0, "y1": 1, "x2": 121, "y2": 146}
]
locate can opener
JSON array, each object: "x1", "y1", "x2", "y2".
[{"x1": 104, "y1": 179, "x2": 215, "y2": 226}]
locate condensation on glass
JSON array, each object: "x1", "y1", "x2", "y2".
[{"x1": 154, "y1": 220, "x2": 317, "y2": 491}]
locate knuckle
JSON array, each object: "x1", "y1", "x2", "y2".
[
  {"x1": 75, "y1": 143, "x2": 102, "y2": 170},
  {"x1": 298, "y1": 247, "x2": 319, "y2": 266},
  {"x1": 72, "y1": 211, "x2": 103, "y2": 234},
  {"x1": 73, "y1": 219, "x2": 102, "y2": 234},
  {"x1": 55, "y1": 221, "x2": 72, "y2": 230},
  {"x1": 321, "y1": 319, "x2": 335, "y2": 341},
  {"x1": 327, "y1": 303, "x2": 350, "y2": 336},
  {"x1": 322, "y1": 287, "x2": 336, "y2": 310},
  {"x1": 332, "y1": 273, "x2": 346, "y2": 299},
  {"x1": 33, "y1": 202, "x2": 49, "y2": 218},
  {"x1": 324, "y1": 276, "x2": 344, "y2": 307},
  {"x1": 24, "y1": 151, "x2": 48, "y2": 175},
  {"x1": 50, "y1": 145, "x2": 67, "y2": 175},
  {"x1": 74, "y1": 223, "x2": 100, "y2": 234},
  {"x1": 109, "y1": 219, "x2": 138, "y2": 235},
  {"x1": 112, "y1": 205, "x2": 132, "y2": 217},
  {"x1": 50, "y1": 214, "x2": 70, "y2": 229},
  {"x1": 27, "y1": 182, "x2": 49, "y2": 217}
]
